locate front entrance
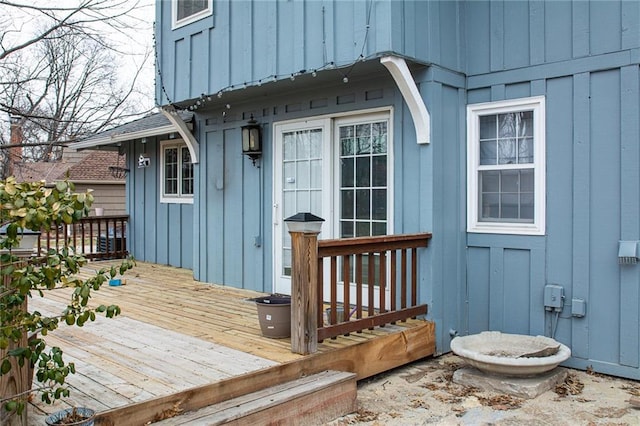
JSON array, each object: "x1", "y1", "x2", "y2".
[{"x1": 273, "y1": 111, "x2": 392, "y2": 305}]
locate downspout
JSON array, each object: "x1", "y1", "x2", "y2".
[
  {"x1": 161, "y1": 105, "x2": 200, "y2": 163},
  {"x1": 380, "y1": 56, "x2": 430, "y2": 144}
]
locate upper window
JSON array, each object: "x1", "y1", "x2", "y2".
[
  {"x1": 161, "y1": 140, "x2": 194, "y2": 204},
  {"x1": 467, "y1": 96, "x2": 545, "y2": 235},
  {"x1": 172, "y1": 0, "x2": 212, "y2": 29}
]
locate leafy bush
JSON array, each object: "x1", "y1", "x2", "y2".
[{"x1": 0, "y1": 177, "x2": 134, "y2": 415}]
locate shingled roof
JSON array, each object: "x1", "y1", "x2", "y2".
[{"x1": 12, "y1": 151, "x2": 126, "y2": 183}]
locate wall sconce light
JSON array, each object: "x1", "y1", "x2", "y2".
[{"x1": 242, "y1": 116, "x2": 262, "y2": 166}]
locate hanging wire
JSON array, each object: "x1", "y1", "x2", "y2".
[{"x1": 153, "y1": 22, "x2": 174, "y2": 105}]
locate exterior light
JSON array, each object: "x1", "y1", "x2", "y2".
[
  {"x1": 284, "y1": 212, "x2": 325, "y2": 234},
  {"x1": 242, "y1": 116, "x2": 262, "y2": 166}
]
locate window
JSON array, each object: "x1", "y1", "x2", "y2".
[
  {"x1": 161, "y1": 140, "x2": 194, "y2": 203},
  {"x1": 172, "y1": 0, "x2": 212, "y2": 29},
  {"x1": 467, "y1": 96, "x2": 545, "y2": 235}
]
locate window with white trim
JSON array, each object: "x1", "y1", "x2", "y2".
[
  {"x1": 161, "y1": 140, "x2": 194, "y2": 204},
  {"x1": 172, "y1": 0, "x2": 212, "y2": 29},
  {"x1": 467, "y1": 96, "x2": 545, "y2": 235}
]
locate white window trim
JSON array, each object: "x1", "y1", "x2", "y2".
[
  {"x1": 467, "y1": 96, "x2": 546, "y2": 235},
  {"x1": 172, "y1": 0, "x2": 213, "y2": 30},
  {"x1": 160, "y1": 139, "x2": 194, "y2": 204}
]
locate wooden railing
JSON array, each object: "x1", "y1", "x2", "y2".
[
  {"x1": 316, "y1": 233, "x2": 432, "y2": 341},
  {"x1": 38, "y1": 215, "x2": 129, "y2": 260}
]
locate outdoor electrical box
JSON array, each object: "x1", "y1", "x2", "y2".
[
  {"x1": 544, "y1": 284, "x2": 564, "y2": 310},
  {"x1": 571, "y1": 298, "x2": 587, "y2": 317}
]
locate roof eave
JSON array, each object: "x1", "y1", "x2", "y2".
[{"x1": 73, "y1": 124, "x2": 178, "y2": 150}]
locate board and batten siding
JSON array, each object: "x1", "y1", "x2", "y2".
[
  {"x1": 188, "y1": 66, "x2": 467, "y2": 359},
  {"x1": 125, "y1": 136, "x2": 194, "y2": 270},
  {"x1": 154, "y1": 0, "x2": 464, "y2": 105},
  {"x1": 464, "y1": 0, "x2": 640, "y2": 379}
]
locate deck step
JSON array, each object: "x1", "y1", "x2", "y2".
[{"x1": 152, "y1": 370, "x2": 357, "y2": 425}]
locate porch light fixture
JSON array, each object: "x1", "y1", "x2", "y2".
[
  {"x1": 242, "y1": 116, "x2": 262, "y2": 166},
  {"x1": 284, "y1": 212, "x2": 325, "y2": 234}
]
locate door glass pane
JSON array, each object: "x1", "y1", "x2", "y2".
[
  {"x1": 372, "y1": 156, "x2": 387, "y2": 186},
  {"x1": 356, "y1": 221, "x2": 370, "y2": 237},
  {"x1": 297, "y1": 132, "x2": 310, "y2": 159},
  {"x1": 341, "y1": 158, "x2": 354, "y2": 187},
  {"x1": 310, "y1": 129, "x2": 323, "y2": 157},
  {"x1": 296, "y1": 161, "x2": 310, "y2": 189},
  {"x1": 372, "y1": 189, "x2": 386, "y2": 220},
  {"x1": 283, "y1": 133, "x2": 296, "y2": 160},
  {"x1": 296, "y1": 191, "x2": 310, "y2": 212},
  {"x1": 372, "y1": 222, "x2": 386, "y2": 236},
  {"x1": 283, "y1": 162, "x2": 296, "y2": 189},
  {"x1": 355, "y1": 189, "x2": 370, "y2": 219},
  {"x1": 356, "y1": 157, "x2": 370, "y2": 187},
  {"x1": 341, "y1": 190, "x2": 354, "y2": 219},
  {"x1": 310, "y1": 159, "x2": 322, "y2": 188},
  {"x1": 372, "y1": 122, "x2": 387, "y2": 153},
  {"x1": 310, "y1": 189, "x2": 322, "y2": 214},
  {"x1": 341, "y1": 221, "x2": 354, "y2": 238},
  {"x1": 356, "y1": 124, "x2": 371, "y2": 154}
]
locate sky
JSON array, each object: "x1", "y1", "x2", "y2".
[{"x1": 1, "y1": 0, "x2": 157, "y2": 112}]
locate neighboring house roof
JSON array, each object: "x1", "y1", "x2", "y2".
[
  {"x1": 73, "y1": 110, "x2": 193, "y2": 150},
  {"x1": 12, "y1": 151, "x2": 125, "y2": 183}
]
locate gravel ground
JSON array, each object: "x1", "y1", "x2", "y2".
[{"x1": 329, "y1": 354, "x2": 640, "y2": 426}]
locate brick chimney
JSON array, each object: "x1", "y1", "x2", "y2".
[{"x1": 7, "y1": 115, "x2": 23, "y2": 177}]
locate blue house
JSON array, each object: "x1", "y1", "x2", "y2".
[{"x1": 75, "y1": 0, "x2": 640, "y2": 380}]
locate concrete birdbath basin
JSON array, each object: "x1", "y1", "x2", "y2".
[{"x1": 451, "y1": 331, "x2": 571, "y2": 377}]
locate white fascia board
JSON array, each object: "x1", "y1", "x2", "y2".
[
  {"x1": 161, "y1": 105, "x2": 199, "y2": 164},
  {"x1": 73, "y1": 125, "x2": 178, "y2": 150},
  {"x1": 380, "y1": 55, "x2": 430, "y2": 144}
]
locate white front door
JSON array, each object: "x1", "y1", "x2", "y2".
[
  {"x1": 273, "y1": 120, "x2": 331, "y2": 295},
  {"x1": 273, "y1": 111, "x2": 392, "y2": 304}
]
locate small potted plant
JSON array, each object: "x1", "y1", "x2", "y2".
[{"x1": 0, "y1": 178, "x2": 134, "y2": 424}]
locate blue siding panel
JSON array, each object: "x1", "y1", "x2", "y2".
[
  {"x1": 489, "y1": 1, "x2": 504, "y2": 71},
  {"x1": 545, "y1": 76, "x2": 574, "y2": 340},
  {"x1": 503, "y1": 1, "x2": 530, "y2": 70},
  {"x1": 223, "y1": 128, "x2": 244, "y2": 288},
  {"x1": 502, "y1": 249, "x2": 530, "y2": 334},
  {"x1": 467, "y1": 247, "x2": 490, "y2": 334},
  {"x1": 545, "y1": 0, "x2": 572, "y2": 63},
  {"x1": 589, "y1": 69, "x2": 622, "y2": 364},
  {"x1": 622, "y1": 1, "x2": 640, "y2": 50},
  {"x1": 590, "y1": 1, "x2": 621, "y2": 55},
  {"x1": 529, "y1": 0, "x2": 545, "y2": 65},
  {"x1": 571, "y1": 72, "x2": 591, "y2": 360},
  {"x1": 572, "y1": 0, "x2": 590, "y2": 58},
  {"x1": 620, "y1": 65, "x2": 640, "y2": 367}
]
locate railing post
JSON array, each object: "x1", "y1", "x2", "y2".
[{"x1": 285, "y1": 213, "x2": 324, "y2": 355}]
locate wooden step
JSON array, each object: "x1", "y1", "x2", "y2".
[{"x1": 152, "y1": 370, "x2": 357, "y2": 425}]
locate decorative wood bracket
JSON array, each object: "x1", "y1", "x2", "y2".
[
  {"x1": 161, "y1": 105, "x2": 200, "y2": 163},
  {"x1": 380, "y1": 56, "x2": 430, "y2": 144}
]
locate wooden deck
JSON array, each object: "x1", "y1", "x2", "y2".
[{"x1": 25, "y1": 260, "x2": 435, "y2": 425}]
